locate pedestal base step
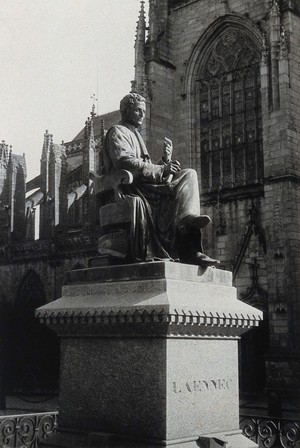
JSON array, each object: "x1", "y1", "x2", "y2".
[{"x1": 41, "y1": 429, "x2": 257, "y2": 448}]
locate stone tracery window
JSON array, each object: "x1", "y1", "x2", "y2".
[{"x1": 197, "y1": 28, "x2": 263, "y2": 193}]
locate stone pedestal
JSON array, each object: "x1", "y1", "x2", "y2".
[{"x1": 36, "y1": 262, "x2": 262, "y2": 447}]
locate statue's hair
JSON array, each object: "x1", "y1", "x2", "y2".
[{"x1": 120, "y1": 93, "x2": 146, "y2": 118}]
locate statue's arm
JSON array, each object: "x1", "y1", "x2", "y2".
[{"x1": 107, "y1": 128, "x2": 165, "y2": 184}]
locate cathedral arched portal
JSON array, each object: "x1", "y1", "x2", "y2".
[
  {"x1": 184, "y1": 15, "x2": 264, "y2": 196},
  {"x1": 9, "y1": 269, "x2": 59, "y2": 393}
]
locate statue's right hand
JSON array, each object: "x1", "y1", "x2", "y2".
[{"x1": 163, "y1": 160, "x2": 181, "y2": 176}]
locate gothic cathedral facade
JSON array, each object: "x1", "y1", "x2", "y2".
[
  {"x1": 133, "y1": 0, "x2": 300, "y2": 410},
  {"x1": 0, "y1": 0, "x2": 299, "y2": 413}
]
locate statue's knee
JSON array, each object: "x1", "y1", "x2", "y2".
[{"x1": 185, "y1": 168, "x2": 198, "y2": 181}]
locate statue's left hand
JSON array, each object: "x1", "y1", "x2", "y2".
[
  {"x1": 163, "y1": 160, "x2": 181, "y2": 176},
  {"x1": 163, "y1": 137, "x2": 173, "y2": 163}
]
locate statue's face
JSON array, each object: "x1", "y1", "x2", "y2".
[{"x1": 126, "y1": 101, "x2": 146, "y2": 128}]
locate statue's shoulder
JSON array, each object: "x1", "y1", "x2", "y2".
[
  {"x1": 108, "y1": 123, "x2": 131, "y2": 133},
  {"x1": 106, "y1": 124, "x2": 134, "y2": 142}
]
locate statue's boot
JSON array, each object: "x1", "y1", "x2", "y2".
[
  {"x1": 189, "y1": 251, "x2": 220, "y2": 267},
  {"x1": 177, "y1": 214, "x2": 211, "y2": 234},
  {"x1": 175, "y1": 217, "x2": 220, "y2": 267}
]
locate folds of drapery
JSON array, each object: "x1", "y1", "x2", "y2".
[{"x1": 119, "y1": 168, "x2": 201, "y2": 261}]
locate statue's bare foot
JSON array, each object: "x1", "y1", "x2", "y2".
[{"x1": 178, "y1": 215, "x2": 211, "y2": 234}]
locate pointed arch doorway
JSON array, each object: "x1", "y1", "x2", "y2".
[{"x1": 9, "y1": 270, "x2": 60, "y2": 394}]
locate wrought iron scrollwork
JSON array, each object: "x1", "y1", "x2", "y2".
[
  {"x1": 240, "y1": 415, "x2": 300, "y2": 448},
  {"x1": 0, "y1": 417, "x2": 16, "y2": 448},
  {"x1": 0, "y1": 412, "x2": 58, "y2": 447},
  {"x1": 280, "y1": 421, "x2": 300, "y2": 448},
  {"x1": 258, "y1": 419, "x2": 278, "y2": 447}
]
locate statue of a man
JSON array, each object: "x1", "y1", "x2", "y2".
[{"x1": 103, "y1": 93, "x2": 218, "y2": 266}]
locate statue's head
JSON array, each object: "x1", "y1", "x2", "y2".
[{"x1": 120, "y1": 93, "x2": 146, "y2": 128}]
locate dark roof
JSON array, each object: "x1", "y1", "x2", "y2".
[
  {"x1": 67, "y1": 165, "x2": 83, "y2": 185},
  {"x1": 26, "y1": 174, "x2": 41, "y2": 193},
  {"x1": 72, "y1": 110, "x2": 120, "y2": 142}
]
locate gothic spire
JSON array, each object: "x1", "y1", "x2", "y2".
[
  {"x1": 270, "y1": 0, "x2": 280, "y2": 16},
  {"x1": 9, "y1": 146, "x2": 12, "y2": 163},
  {"x1": 41, "y1": 130, "x2": 52, "y2": 161},
  {"x1": 135, "y1": 1, "x2": 146, "y2": 44},
  {"x1": 134, "y1": 1, "x2": 146, "y2": 95},
  {"x1": 0, "y1": 141, "x2": 9, "y2": 167},
  {"x1": 83, "y1": 116, "x2": 96, "y2": 183},
  {"x1": 90, "y1": 94, "x2": 98, "y2": 118},
  {"x1": 89, "y1": 115, "x2": 95, "y2": 141},
  {"x1": 84, "y1": 117, "x2": 94, "y2": 140}
]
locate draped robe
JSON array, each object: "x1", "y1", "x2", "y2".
[{"x1": 103, "y1": 122, "x2": 202, "y2": 261}]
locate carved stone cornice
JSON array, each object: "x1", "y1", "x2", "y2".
[
  {"x1": 36, "y1": 262, "x2": 263, "y2": 338},
  {"x1": 36, "y1": 307, "x2": 260, "y2": 334}
]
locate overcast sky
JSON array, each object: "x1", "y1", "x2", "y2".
[{"x1": 0, "y1": 0, "x2": 148, "y2": 181}]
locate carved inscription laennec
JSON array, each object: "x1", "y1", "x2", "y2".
[{"x1": 172, "y1": 379, "x2": 233, "y2": 394}]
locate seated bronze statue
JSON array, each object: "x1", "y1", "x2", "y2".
[{"x1": 93, "y1": 93, "x2": 219, "y2": 267}]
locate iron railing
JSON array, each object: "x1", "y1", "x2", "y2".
[
  {"x1": 0, "y1": 411, "x2": 58, "y2": 448},
  {"x1": 1, "y1": 412, "x2": 299, "y2": 447},
  {"x1": 240, "y1": 415, "x2": 300, "y2": 448}
]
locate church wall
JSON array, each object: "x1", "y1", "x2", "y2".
[
  {"x1": 169, "y1": 1, "x2": 267, "y2": 166},
  {"x1": 261, "y1": 7, "x2": 300, "y2": 399},
  {"x1": 0, "y1": 264, "x2": 13, "y2": 304},
  {"x1": 203, "y1": 198, "x2": 268, "y2": 293},
  {"x1": 146, "y1": 0, "x2": 300, "y2": 403},
  {"x1": 148, "y1": 0, "x2": 269, "y2": 291},
  {"x1": 285, "y1": 12, "x2": 300, "y2": 174},
  {"x1": 261, "y1": 180, "x2": 300, "y2": 392},
  {"x1": 146, "y1": 62, "x2": 176, "y2": 161},
  {"x1": 0, "y1": 253, "x2": 91, "y2": 306}
]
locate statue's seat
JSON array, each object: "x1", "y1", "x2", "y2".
[
  {"x1": 99, "y1": 201, "x2": 131, "y2": 227},
  {"x1": 90, "y1": 170, "x2": 134, "y2": 263}
]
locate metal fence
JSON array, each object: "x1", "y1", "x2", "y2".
[
  {"x1": 240, "y1": 415, "x2": 300, "y2": 448},
  {"x1": 0, "y1": 412, "x2": 58, "y2": 448},
  {"x1": 1, "y1": 411, "x2": 299, "y2": 447}
]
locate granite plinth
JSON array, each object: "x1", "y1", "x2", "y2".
[
  {"x1": 36, "y1": 262, "x2": 261, "y2": 338},
  {"x1": 42, "y1": 429, "x2": 258, "y2": 447},
  {"x1": 36, "y1": 262, "x2": 261, "y2": 447}
]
